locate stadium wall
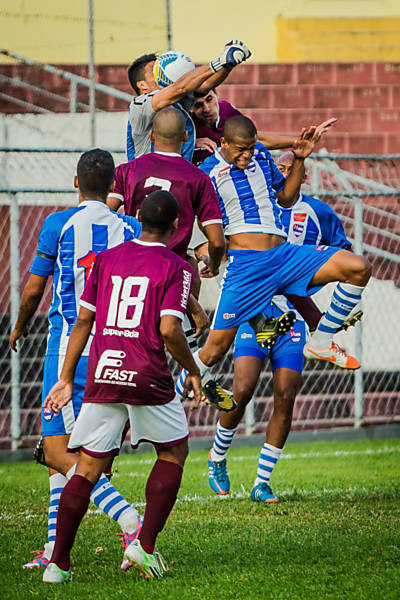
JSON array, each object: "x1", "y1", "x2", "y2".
[{"x1": 0, "y1": 1, "x2": 400, "y2": 64}]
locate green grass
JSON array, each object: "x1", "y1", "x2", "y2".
[{"x1": 1, "y1": 438, "x2": 400, "y2": 600}]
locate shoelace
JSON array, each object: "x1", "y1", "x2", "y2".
[
  {"x1": 214, "y1": 460, "x2": 227, "y2": 482},
  {"x1": 331, "y1": 342, "x2": 347, "y2": 357}
]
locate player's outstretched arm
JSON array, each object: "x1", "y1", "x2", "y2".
[
  {"x1": 10, "y1": 274, "x2": 48, "y2": 352},
  {"x1": 160, "y1": 315, "x2": 202, "y2": 407},
  {"x1": 257, "y1": 133, "x2": 296, "y2": 150},
  {"x1": 44, "y1": 306, "x2": 95, "y2": 414},
  {"x1": 152, "y1": 40, "x2": 251, "y2": 111},
  {"x1": 277, "y1": 126, "x2": 316, "y2": 208}
]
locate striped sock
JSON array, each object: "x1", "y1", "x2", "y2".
[
  {"x1": 210, "y1": 421, "x2": 238, "y2": 462},
  {"x1": 47, "y1": 473, "x2": 67, "y2": 545},
  {"x1": 175, "y1": 349, "x2": 209, "y2": 398},
  {"x1": 254, "y1": 443, "x2": 282, "y2": 486},
  {"x1": 66, "y1": 465, "x2": 135, "y2": 527},
  {"x1": 311, "y1": 283, "x2": 364, "y2": 349}
]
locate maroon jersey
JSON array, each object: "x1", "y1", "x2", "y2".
[
  {"x1": 80, "y1": 239, "x2": 193, "y2": 406},
  {"x1": 110, "y1": 152, "x2": 222, "y2": 258},
  {"x1": 192, "y1": 101, "x2": 242, "y2": 165}
]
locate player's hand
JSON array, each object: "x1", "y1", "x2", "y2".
[
  {"x1": 182, "y1": 373, "x2": 202, "y2": 408},
  {"x1": 199, "y1": 254, "x2": 219, "y2": 278},
  {"x1": 195, "y1": 138, "x2": 218, "y2": 153},
  {"x1": 210, "y1": 40, "x2": 251, "y2": 72},
  {"x1": 190, "y1": 303, "x2": 210, "y2": 338},
  {"x1": 292, "y1": 126, "x2": 316, "y2": 159},
  {"x1": 312, "y1": 117, "x2": 337, "y2": 143},
  {"x1": 9, "y1": 325, "x2": 28, "y2": 352},
  {"x1": 44, "y1": 379, "x2": 73, "y2": 415}
]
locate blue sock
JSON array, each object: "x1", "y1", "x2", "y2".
[
  {"x1": 210, "y1": 421, "x2": 238, "y2": 461},
  {"x1": 254, "y1": 443, "x2": 282, "y2": 486},
  {"x1": 312, "y1": 282, "x2": 364, "y2": 348}
]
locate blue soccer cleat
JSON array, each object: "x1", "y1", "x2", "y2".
[
  {"x1": 208, "y1": 451, "x2": 230, "y2": 495},
  {"x1": 250, "y1": 482, "x2": 279, "y2": 503}
]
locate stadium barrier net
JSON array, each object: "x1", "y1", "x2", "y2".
[{"x1": 0, "y1": 149, "x2": 399, "y2": 450}]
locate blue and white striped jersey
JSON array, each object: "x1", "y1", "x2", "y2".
[
  {"x1": 199, "y1": 142, "x2": 286, "y2": 237},
  {"x1": 280, "y1": 193, "x2": 351, "y2": 249},
  {"x1": 29, "y1": 200, "x2": 141, "y2": 356}
]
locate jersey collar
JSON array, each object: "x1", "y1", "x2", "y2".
[
  {"x1": 154, "y1": 151, "x2": 181, "y2": 157},
  {"x1": 132, "y1": 238, "x2": 166, "y2": 248}
]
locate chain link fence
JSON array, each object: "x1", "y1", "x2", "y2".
[{"x1": 1, "y1": 149, "x2": 399, "y2": 450}]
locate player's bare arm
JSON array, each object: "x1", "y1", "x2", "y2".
[
  {"x1": 195, "y1": 137, "x2": 218, "y2": 153},
  {"x1": 257, "y1": 133, "x2": 296, "y2": 150},
  {"x1": 199, "y1": 222, "x2": 226, "y2": 277},
  {"x1": 106, "y1": 195, "x2": 123, "y2": 212},
  {"x1": 187, "y1": 295, "x2": 209, "y2": 338},
  {"x1": 45, "y1": 306, "x2": 95, "y2": 414},
  {"x1": 10, "y1": 273, "x2": 48, "y2": 351},
  {"x1": 160, "y1": 315, "x2": 202, "y2": 406},
  {"x1": 152, "y1": 40, "x2": 251, "y2": 111},
  {"x1": 276, "y1": 127, "x2": 316, "y2": 208}
]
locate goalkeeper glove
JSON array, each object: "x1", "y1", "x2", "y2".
[{"x1": 210, "y1": 40, "x2": 251, "y2": 73}]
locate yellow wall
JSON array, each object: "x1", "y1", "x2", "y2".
[{"x1": 1, "y1": 0, "x2": 400, "y2": 64}]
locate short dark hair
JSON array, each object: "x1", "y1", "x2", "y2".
[
  {"x1": 127, "y1": 53, "x2": 157, "y2": 95},
  {"x1": 223, "y1": 115, "x2": 257, "y2": 142},
  {"x1": 140, "y1": 190, "x2": 179, "y2": 234},
  {"x1": 76, "y1": 149, "x2": 115, "y2": 199}
]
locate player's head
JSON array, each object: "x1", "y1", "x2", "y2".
[
  {"x1": 276, "y1": 151, "x2": 307, "y2": 183},
  {"x1": 139, "y1": 190, "x2": 179, "y2": 237},
  {"x1": 128, "y1": 53, "x2": 158, "y2": 95},
  {"x1": 150, "y1": 107, "x2": 188, "y2": 150},
  {"x1": 220, "y1": 115, "x2": 257, "y2": 170},
  {"x1": 191, "y1": 89, "x2": 219, "y2": 126},
  {"x1": 75, "y1": 149, "x2": 115, "y2": 200}
]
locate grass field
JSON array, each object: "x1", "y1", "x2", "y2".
[{"x1": 1, "y1": 437, "x2": 399, "y2": 600}]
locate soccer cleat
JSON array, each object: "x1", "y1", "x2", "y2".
[
  {"x1": 337, "y1": 310, "x2": 363, "y2": 332},
  {"x1": 202, "y1": 380, "x2": 236, "y2": 412},
  {"x1": 303, "y1": 341, "x2": 360, "y2": 370},
  {"x1": 124, "y1": 539, "x2": 168, "y2": 579},
  {"x1": 33, "y1": 436, "x2": 46, "y2": 466},
  {"x1": 43, "y1": 563, "x2": 71, "y2": 584},
  {"x1": 118, "y1": 514, "x2": 144, "y2": 571},
  {"x1": 22, "y1": 549, "x2": 50, "y2": 569},
  {"x1": 250, "y1": 482, "x2": 279, "y2": 503},
  {"x1": 208, "y1": 451, "x2": 230, "y2": 495},
  {"x1": 255, "y1": 311, "x2": 296, "y2": 349}
]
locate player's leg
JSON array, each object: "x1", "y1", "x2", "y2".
[
  {"x1": 123, "y1": 396, "x2": 189, "y2": 578},
  {"x1": 44, "y1": 451, "x2": 110, "y2": 583},
  {"x1": 43, "y1": 402, "x2": 131, "y2": 582},
  {"x1": 251, "y1": 364, "x2": 302, "y2": 503},
  {"x1": 208, "y1": 353, "x2": 263, "y2": 495},
  {"x1": 304, "y1": 249, "x2": 371, "y2": 368}
]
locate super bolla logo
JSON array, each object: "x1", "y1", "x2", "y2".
[{"x1": 94, "y1": 349, "x2": 137, "y2": 386}]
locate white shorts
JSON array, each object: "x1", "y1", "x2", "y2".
[{"x1": 68, "y1": 394, "x2": 189, "y2": 457}]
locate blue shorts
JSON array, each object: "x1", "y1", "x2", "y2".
[
  {"x1": 41, "y1": 354, "x2": 89, "y2": 437},
  {"x1": 234, "y1": 303, "x2": 307, "y2": 373},
  {"x1": 212, "y1": 242, "x2": 338, "y2": 330}
]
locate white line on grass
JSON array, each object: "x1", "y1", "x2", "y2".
[{"x1": 116, "y1": 445, "x2": 400, "y2": 466}]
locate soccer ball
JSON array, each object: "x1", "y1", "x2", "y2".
[{"x1": 153, "y1": 51, "x2": 195, "y2": 88}]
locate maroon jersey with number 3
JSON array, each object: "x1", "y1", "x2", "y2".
[
  {"x1": 80, "y1": 239, "x2": 193, "y2": 406},
  {"x1": 110, "y1": 152, "x2": 222, "y2": 258}
]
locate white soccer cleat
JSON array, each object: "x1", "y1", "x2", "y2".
[
  {"x1": 303, "y1": 341, "x2": 360, "y2": 370},
  {"x1": 43, "y1": 562, "x2": 71, "y2": 584},
  {"x1": 123, "y1": 539, "x2": 168, "y2": 579}
]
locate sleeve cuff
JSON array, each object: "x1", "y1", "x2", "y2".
[
  {"x1": 201, "y1": 219, "x2": 223, "y2": 226},
  {"x1": 160, "y1": 309, "x2": 185, "y2": 321},
  {"x1": 108, "y1": 193, "x2": 125, "y2": 204},
  {"x1": 80, "y1": 299, "x2": 96, "y2": 312}
]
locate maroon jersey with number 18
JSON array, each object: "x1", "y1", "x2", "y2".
[
  {"x1": 80, "y1": 238, "x2": 193, "y2": 406},
  {"x1": 109, "y1": 151, "x2": 222, "y2": 258}
]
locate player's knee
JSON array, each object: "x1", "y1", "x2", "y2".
[
  {"x1": 233, "y1": 379, "x2": 254, "y2": 406},
  {"x1": 273, "y1": 387, "x2": 296, "y2": 418},
  {"x1": 347, "y1": 255, "x2": 372, "y2": 286}
]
